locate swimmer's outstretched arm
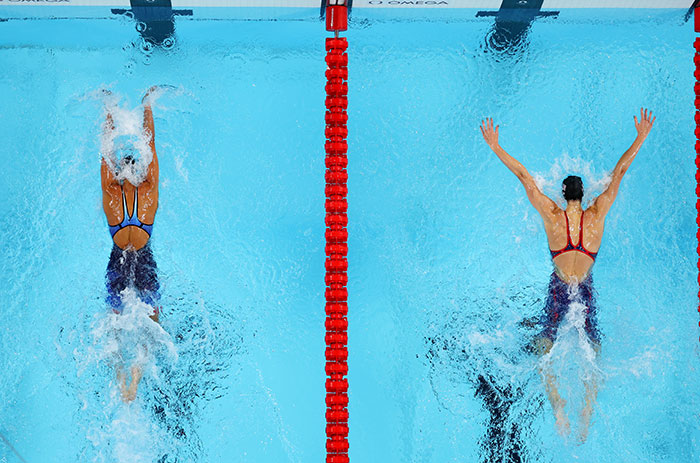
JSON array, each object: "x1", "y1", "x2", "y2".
[
  {"x1": 591, "y1": 107, "x2": 654, "y2": 218},
  {"x1": 142, "y1": 87, "x2": 159, "y2": 187},
  {"x1": 480, "y1": 118, "x2": 558, "y2": 219},
  {"x1": 101, "y1": 111, "x2": 119, "y2": 188}
]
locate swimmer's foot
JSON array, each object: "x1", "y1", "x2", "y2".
[
  {"x1": 117, "y1": 368, "x2": 128, "y2": 400},
  {"x1": 554, "y1": 400, "x2": 571, "y2": 438},
  {"x1": 119, "y1": 387, "x2": 134, "y2": 403},
  {"x1": 117, "y1": 368, "x2": 126, "y2": 386},
  {"x1": 577, "y1": 405, "x2": 594, "y2": 444},
  {"x1": 119, "y1": 376, "x2": 136, "y2": 403},
  {"x1": 121, "y1": 383, "x2": 135, "y2": 402},
  {"x1": 121, "y1": 377, "x2": 140, "y2": 403},
  {"x1": 119, "y1": 366, "x2": 143, "y2": 403}
]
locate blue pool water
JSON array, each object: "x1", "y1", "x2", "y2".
[{"x1": 0, "y1": 6, "x2": 698, "y2": 463}]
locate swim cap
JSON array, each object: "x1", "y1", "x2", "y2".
[
  {"x1": 562, "y1": 176, "x2": 583, "y2": 202},
  {"x1": 118, "y1": 153, "x2": 136, "y2": 170}
]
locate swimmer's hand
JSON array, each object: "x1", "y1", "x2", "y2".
[
  {"x1": 480, "y1": 117, "x2": 500, "y2": 150},
  {"x1": 634, "y1": 107, "x2": 655, "y2": 139},
  {"x1": 101, "y1": 89, "x2": 114, "y2": 116},
  {"x1": 142, "y1": 85, "x2": 177, "y2": 104},
  {"x1": 142, "y1": 86, "x2": 159, "y2": 104}
]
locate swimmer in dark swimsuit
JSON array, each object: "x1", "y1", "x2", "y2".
[
  {"x1": 101, "y1": 87, "x2": 161, "y2": 402},
  {"x1": 480, "y1": 108, "x2": 655, "y2": 442}
]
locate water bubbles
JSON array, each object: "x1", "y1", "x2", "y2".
[
  {"x1": 534, "y1": 154, "x2": 612, "y2": 209},
  {"x1": 162, "y1": 37, "x2": 175, "y2": 50},
  {"x1": 123, "y1": 59, "x2": 136, "y2": 76},
  {"x1": 133, "y1": 36, "x2": 177, "y2": 60},
  {"x1": 139, "y1": 38, "x2": 154, "y2": 54},
  {"x1": 89, "y1": 287, "x2": 177, "y2": 368}
]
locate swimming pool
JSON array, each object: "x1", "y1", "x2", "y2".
[{"x1": 0, "y1": 3, "x2": 698, "y2": 463}]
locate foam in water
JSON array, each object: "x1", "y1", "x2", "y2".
[
  {"x1": 88, "y1": 287, "x2": 177, "y2": 369},
  {"x1": 93, "y1": 86, "x2": 176, "y2": 186},
  {"x1": 98, "y1": 92, "x2": 151, "y2": 185},
  {"x1": 537, "y1": 280, "x2": 603, "y2": 441},
  {"x1": 76, "y1": 287, "x2": 177, "y2": 463},
  {"x1": 71, "y1": 281, "x2": 242, "y2": 463},
  {"x1": 533, "y1": 153, "x2": 612, "y2": 208}
]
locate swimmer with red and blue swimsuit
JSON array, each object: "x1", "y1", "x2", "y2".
[
  {"x1": 541, "y1": 208, "x2": 600, "y2": 346},
  {"x1": 101, "y1": 87, "x2": 162, "y2": 403},
  {"x1": 480, "y1": 108, "x2": 655, "y2": 443}
]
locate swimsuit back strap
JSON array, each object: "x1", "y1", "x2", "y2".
[
  {"x1": 122, "y1": 188, "x2": 130, "y2": 218},
  {"x1": 108, "y1": 186, "x2": 154, "y2": 237},
  {"x1": 132, "y1": 187, "x2": 138, "y2": 219}
]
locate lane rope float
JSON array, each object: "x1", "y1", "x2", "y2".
[
  {"x1": 324, "y1": 1, "x2": 350, "y2": 463},
  {"x1": 695, "y1": 6, "x2": 700, "y2": 342}
]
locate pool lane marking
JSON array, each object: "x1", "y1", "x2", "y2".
[{"x1": 0, "y1": 430, "x2": 28, "y2": 463}]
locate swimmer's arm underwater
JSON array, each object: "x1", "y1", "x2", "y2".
[
  {"x1": 100, "y1": 112, "x2": 119, "y2": 188},
  {"x1": 591, "y1": 107, "x2": 654, "y2": 218},
  {"x1": 142, "y1": 87, "x2": 159, "y2": 187},
  {"x1": 480, "y1": 117, "x2": 558, "y2": 218}
]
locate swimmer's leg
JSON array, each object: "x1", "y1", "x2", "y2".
[
  {"x1": 106, "y1": 245, "x2": 128, "y2": 313},
  {"x1": 123, "y1": 365, "x2": 143, "y2": 403},
  {"x1": 115, "y1": 363, "x2": 138, "y2": 403},
  {"x1": 108, "y1": 248, "x2": 130, "y2": 400},
  {"x1": 577, "y1": 378, "x2": 597, "y2": 444},
  {"x1": 134, "y1": 244, "x2": 161, "y2": 323},
  {"x1": 578, "y1": 342, "x2": 601, "y2": 443},
  {"x1": 114, "y1": 344, "x2": 147, "y2": 403},
  {"x1": 116, "y1": 365, "x2": 127, "y2": 397},
  {"x1": 118, "y1": 363, "x2": 144, "y2": 403},
  {"x1": 535, "y1": 337, "x2": 570, "y2": 437}
]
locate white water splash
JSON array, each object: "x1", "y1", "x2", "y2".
[
  {"x1": 97, "y1": 92, "x2": 152, "y2": 186},
  {"x1": 537, "y1": 281, "x2": 603, "y2": 440},
  {"x1": 75, "y1": 287, "x2": 178, "y2": 463},
  {"x1": 533, "y1": 153, "x2": 612, "y2": 208},
  {"x1": 84, "y1": 287, "x2": 177, "y2": 372},
  {"x1": 467, "y1": 329, "x2": 506, "y2": 347},
  {"x1": 89, "y1": 87, "x2": 173, "y2": 186},
  {"x1": 109, "y1": 405, "x2": 160, "y2": 463},
  {"x1": 542, "y1": 302, "x2": 600, "y2": 377},
  {"x1": 82, "y1": 393, "x2": 167, "y2": 463}
]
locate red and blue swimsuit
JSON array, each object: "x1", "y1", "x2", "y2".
[{"x1": 540, "y1": 210, "x2": 600, "y2": 344}]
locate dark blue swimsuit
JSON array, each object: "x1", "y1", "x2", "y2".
[{"x1": 105, "y1": 187, "x2": 159, "y2": 313}]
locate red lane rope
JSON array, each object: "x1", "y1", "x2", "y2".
[
  {"x1": 325, "y1": 3, "x2": 349, "y2": 463},
  {"x1": 696, "y1": 7, "x2": 700, "y2": 343},
  {"x1": 696, "y1": 8, "x2": 700, "y2": 341},
  {"x1": 696, "y1": 15, "x2": 700, "y2": 342}
]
